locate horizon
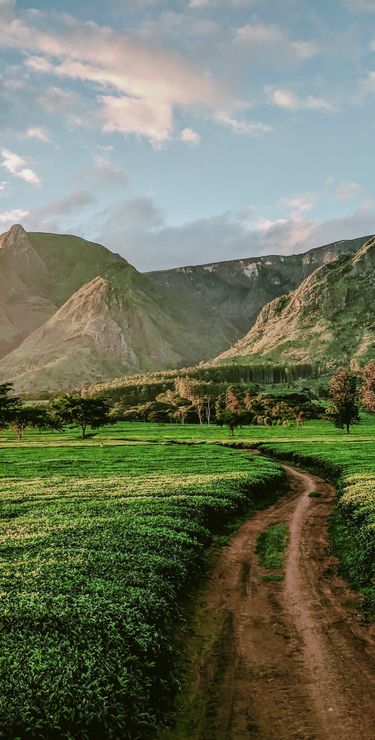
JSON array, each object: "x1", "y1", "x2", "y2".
[
  {"x1": 2, "y1": 221, "x2": 373, "y2": 273},
  {"x1": 1, "y1": 1, "x2": 375, "y2": 270}
]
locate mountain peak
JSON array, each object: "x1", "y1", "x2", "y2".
[
  {"x1": 8, "y1": 223, "x2": 26, "y2": 234},
  {"x1": 352, "y1": 234, "x2": 375, "y2": 266},
  {"x1": 0, "y1": 223, "x2": 28, "y2": 249}
]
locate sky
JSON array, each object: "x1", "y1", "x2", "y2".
[{"x1": 1, "y1": 0, "x2": 375, "y2": 270}]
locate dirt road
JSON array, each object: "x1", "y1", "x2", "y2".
[{"x1": 163, "y1": 464, "x2": 375, "y2": 740}]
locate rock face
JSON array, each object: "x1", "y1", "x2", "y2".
[
  {"x1": 147, "y1": 236, "x2": 368, "y2": 335},
  {"x1": 214, "y1": 236, "x2": 375, "y2": 369}
]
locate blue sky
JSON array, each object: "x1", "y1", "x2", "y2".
[{"x1": 1, "y1": 0, "x2": 375, "y2": 269}]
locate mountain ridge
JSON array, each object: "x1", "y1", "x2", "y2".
[
  {"x1": 0, "y1": 223, "x2": 372, "y2": 393},
  {"x1": 147, "y1": 235, "x2": 369, "y2": 335},
  {"x1": 214, "y1": 235, "x2": 375, "y2": 369}
]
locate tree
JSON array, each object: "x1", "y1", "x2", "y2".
[
  {"x1": 175, "y1": 377, "x2": 205, "y2": 425},
  {"x1": 49, "y1": 395, "x2": 110, "y2": 438},
  {"x1": 0, "y1": 383, "x2": 20, "y2": 429},
  {"x1": 9, "y1": 406, "x2": 48, "y2": 441},
  {"x1": 328, "y1": 368, "x2": 360, "y2": 434},
  {"x1": 360, "y1": 361, "x2": 375, "y2": 413},
  {"x1": 221, "y1": 411, "x2": 240, "y2": 436},
  {"x1": 225, "y1": 385, "x2": 242, "y2": 414}
]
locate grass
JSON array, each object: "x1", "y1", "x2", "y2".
[
  {"x1": 1, "y1": 412, "x2": 375, "y2": 447},
  {"x1": 259, "y1": 436, "x2": 375, "y2": 614},
  {"x1": 0, "y1": 414, "x2": 374, "y2": 736},
  {"x1": 256, "y1": 524, "x2": 289, "y2": 569},
  {"x1": 0, "y1": 440, "x2": 285, "y2": 739},
  {"x1": 261, "y1": 574, "x2": 284, "y2": 582}
]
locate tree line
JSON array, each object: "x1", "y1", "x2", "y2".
[
  {"x1": 0, "y1": 362, "x2": 374, "y2": 438},
  {"x1": 0, "y1": 386, "x2": 110, "y2": 439}
]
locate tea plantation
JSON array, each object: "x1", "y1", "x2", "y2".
[
  {"x1": 0, "y1": 441, "x2": 285, "y2": 738},
  {"x1": 0, "y1": 417, "x2": 374, "y2": 737}
]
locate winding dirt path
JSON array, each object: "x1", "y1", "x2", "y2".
[{"x1": 163, "y1": 464, "x2": 375, "y2": 740}]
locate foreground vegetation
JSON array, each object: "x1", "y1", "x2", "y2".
[
  {"x1": 0, "y1": 441, "x2": 285, "y2": 738},
  {"x1": 260, "y1": 439, "x2": 375, "y2": 612},
  {"x1": 0, "y1": 397, "x2": 374, "y2": 736}
]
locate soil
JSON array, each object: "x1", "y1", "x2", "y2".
[{"x1": 160, "y1": 464, "x2": 375, "y2": 740}]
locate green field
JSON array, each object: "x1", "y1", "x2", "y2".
[
  {"x1": 0, "y1": 438, "x2": 285, "y2": 738},
  {"x1": 1, "y1": 413, "x2": 375, "y2": 446},
  {"x1": 0, "y1": 416, "x2": 374, "y2": 737}
]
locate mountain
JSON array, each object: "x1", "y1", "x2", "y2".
[
  {"x1": 147, "y1": 236, "x2": 369, "y2": 336},
  {"x1": 0, "y1": 273, "x2": 183, "y2": 392},
  {"x1": 0, "y1": 224, "x2": 126, "y2": 359},
  {"x1": 214, "y1": 235, "x2": 375, "y2": 370},
  {"x1": 0, "y1": 224, "x2": 371, "y2": 393},
  {"x1": 0, "y1": 226, "x2": 234, "y2": 393}
]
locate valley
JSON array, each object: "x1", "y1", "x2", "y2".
[
  {"x1": 2, "y1": 1, "x2": 375, "y2": 737},
  {"x1": 0, "y1": 225, "x2": 374, "y2": 739}
]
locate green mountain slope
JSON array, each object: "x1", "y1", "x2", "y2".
[
  {"x1": 0, "y1": 224, "x2": 127, "y2": 358},
  {"x1": 0, "y1": 229, "x2": 235, "y2": 392},
  {"x1": 0, "y1": 223, "x2": 372, "y2": 392},
  {"x1": 0, "y1": 271, "x2": 185, "y2": 392},
  {"x1": 214, "y1": 235, "x2": 375, "y2": 370},
  {"x1": 147, "y1": 236, "x2": 369, "y2": 336}
]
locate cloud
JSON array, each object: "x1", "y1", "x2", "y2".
[
  {"x1": 73, "y1": 156, "x2": 129, "y2": 189},
  {"x1": 180, "y1": 127, "x2": 201, "y2": 144},
  {"x1": 216, "y1": 112, "x2": 272, "y2": 136},
  {"x1": 269, "y1": 88, "x2": 337, "y2": 112},
  {"x1": 98, "y1": 95, "x2": 173, "y2": 146},
  {"x1": 79, "y1": 193, "x2": 374, "y2": 271},
  {"x1": 24, "y1": 126, "x2": 50, "y2": 143},
  {"x1": 37, "y1": 191, "x2": 95, "y2": 217},
  {"x1": 0, "y1": 5, "x2": 232, "y2": 144},
  {"x1": 334, "y1": 179, "x2": 364, "y2": 201},
  {"x1": 0, "y1": 148, "x2": 40, "y2": 186},
  {"x1": 344, "y1": 0, "x2": 375, "y2": 10},
  {"x1": 280, "y1": 193, "x2": 316, "y2": 218},
  {"x1": 22, "y1": 191, "x2": 96, "y2": 234},
  {"x1": 270, "y1": 88, "x2": 299, "y2": 109},
  {"x1": 236, "y1": 23, "x2": 319, "y2": 61},
  {"x1": 0, "y1": 208, "x2": 30, "y2": 229},
  {"x1": 189, "y1": 0, "x2": 213, "y2": 7}
]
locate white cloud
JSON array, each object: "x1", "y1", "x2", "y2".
[
  {"x1": 24, "y1": 126, "x2": 50, "y2": 143},
  {"x1": 236, "y1": 23, "x2": 319, "y2": 62},
  {"x1": 0, "y1": 180, "x2": 8, "y2": 192},
  {"x1": 280, "y1": 193, "x2": 316, "y2": 218},
  {"x1": 334, "y1": 179, "x2": 364, "y2": 201},
  {"x1": 93, "y1": 155, "x2": 129, "y2": 185},
  {"x1": 305, "y1": 95, "x2": 337, "y2": 112},
  {"x1": 0, "y1": 208, "x2": 30, "y2": 229},
  {"x1": 0, "y1": 148, "x2": 40, "y2": 186},
  {"x1": 216, "y1": 112, "x2": 272, "y2": 136},
  {"x1": 271, "y1": 88, "x2": 299, "y2": 110},
  {"x1": 180, "y1": 127, "x2": 201, "y2": 145},
  {"x1": 270, "y1": 88, "x2": 337, "y2": 112},
  {"x1": 189, "y1": 0, "x2": 213, "y2": 6},
  {"x1": 0, "y1": 5, "x2": 232, "y2": 144},
  {"x1": 98, "y1": 95, "x2": 173, "y2": 146}
]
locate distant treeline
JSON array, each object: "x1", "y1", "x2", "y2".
[{"x1": 84, "y1": 363, "x2": 318, "y2": 403}]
